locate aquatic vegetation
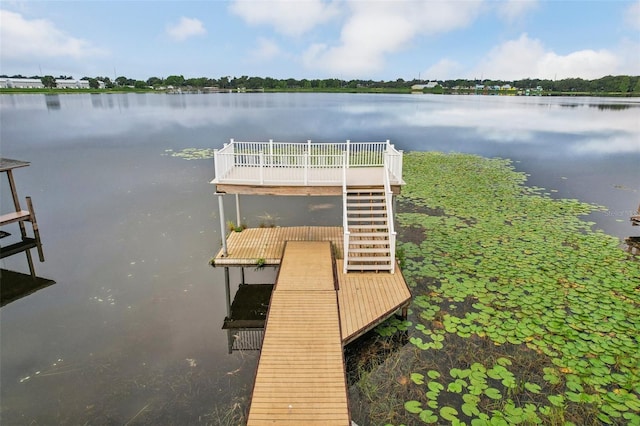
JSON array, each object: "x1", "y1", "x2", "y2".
[
  {"x1": 366, "y1": 152, "x2": 640, "y2": 425},
  {"x1": 163, "y1": 148, "x2": 217, "y2": 160}
]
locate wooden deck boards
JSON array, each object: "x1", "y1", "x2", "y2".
[
  {"x1": 247, "y1": 241, "x2": 350, "y2": 426},
  {"x1": 336, "y1": 260, "x2": 412, "y2": 344},
  {"x1": 213, "y1": 226, "x2": 343, "y2": 266}
]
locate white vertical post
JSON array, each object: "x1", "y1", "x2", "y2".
[
  {"x1": 259, "y1": 151, "x2": 264, "y2": 184},
  {"x1": 269, "y1": 139, "x2": 273, "y2": 167},
  {"x1": 307, "y1": 139, "x2": 312, "y2": 184},
  {"x1": 213, "y1": 149, "x2": 219, "y2": 181},
  {"x1": 235, "y1": 194, "x2": 241, "y2": 227},
  {"x1": 346, "y1": 139, "x2": 351, "y2": 168},
  {"x1": 217, "y1": 193, "x2": 228, "y2": 257}
]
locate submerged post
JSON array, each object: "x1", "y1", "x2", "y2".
[{"x1": 216, "y1": 192, "x2": 228, "y2": 257}]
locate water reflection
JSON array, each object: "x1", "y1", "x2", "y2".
[
  {"x1": 221, "y1": 266, "x2": 275, "y2": 353},
  {"x1": 44, "y1": 94, "x2": 60, "y2": 110},
  {"x1": 0, "y1": 269, "x2": 55, "y2": 307},
  {"x1": 90, "y1": 93, "x2": 103, "y2": 108},
  {"x1": 589, "y1": 103, "x2": 635, "y2": 110}
]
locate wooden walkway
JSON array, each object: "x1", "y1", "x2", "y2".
[{"x1": 247, "y1": 241, "x2": 350, "y2": 425}]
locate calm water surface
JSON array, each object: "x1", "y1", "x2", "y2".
[{"x1": 1, "y1": 93, "x2": 638, "y2": 424}]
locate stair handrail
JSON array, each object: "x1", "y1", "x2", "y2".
[
  {"x1": 383, "y1": 153, "x2": 396, "y2": 274},
  {"x1": 342, "y1": 151, "x2": 350, "y2": 273}
]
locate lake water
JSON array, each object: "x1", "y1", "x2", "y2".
[{"x1": 1, "y1": 93, "x2": 638, "y2": 424}]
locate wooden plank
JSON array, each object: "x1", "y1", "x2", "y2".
[
  {"x1": 0, "y1": 158, "x2": 30, "y2": 172},
  {"x1": 336, "y1": 260, "x2": 412, "y2": 343},
  {"x1": 247, "y1": 242, "x2": 349, "y2": 426},
  {"x1": 212, "y1": 226, "x2": 344, "y2": 267},
  {"x1": 0, "y1": 210, "x2": 30, "y2": 226}
]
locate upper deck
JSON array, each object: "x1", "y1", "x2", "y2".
[{"x1": 210, "y1": 140, "x2": 404, "y2": 195}]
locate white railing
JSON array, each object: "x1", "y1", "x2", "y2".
[
  {"x1": 342, "y1": 151, "x2": 350, "y2": 273},
  {"x1": 213, "y1": 139, "x2": 403, "y2": 186},
  {"x1": 383, "y1": 153, "x2": 397, "y2": 274}
]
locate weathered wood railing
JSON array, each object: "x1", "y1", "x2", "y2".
[{"x1": 213, "y1": 139, "x2": 403, "y2": 185}]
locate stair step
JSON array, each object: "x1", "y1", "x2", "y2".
[
  {"x1": 348, "y1": 217, "x2": 387, "y2": 222},
  {"x1": 349, "y1": 224, "x2": 389, "y2": 229},
  {"x1": 348, "y1": 208, "x2": 387, "y2": 213},
  {"x1": 348, "y1": 240, "x2": 389, "y2": 246},
  {"x1": 349, "y1": 231, "x2": 388, "y2": 237},
  {"x1": 349, "y1": 247, "x2": 391, "y2": 254},
  {"x1": 346, "y1": 202, "x2": 386, "y2": 208},
  {"x1": 346, "y1": 264, "x2": 393, "y2": 271},
  {"x1": 348, "y1": 255, "x2": 391, "y2": 261},
  {"x1": 347, "y1": 192, "x2": 386, "y2": 200}
]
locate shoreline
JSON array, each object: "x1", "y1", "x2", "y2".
[{"x1": 2, "y1": 88, "x2": 640, "y2": 97}]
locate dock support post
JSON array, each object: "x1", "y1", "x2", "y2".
[
  {"x1": 224, "y1": 267, "x2": 233, "y2": 354},
  {"x1": 401, "y1": 303, "x2": 409, "y2": 320},
  {"x1": 224, "y1": 267, "x2": 232, "y2": 316},
  {"x1": 235, "y1": 194, "x2": 241, "y2": 228},
  {"x1": 216, "y1": 193, "x2": 228, "y2": 257}
]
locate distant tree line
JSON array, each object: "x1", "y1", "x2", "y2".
[{"x1": 2, "y1": 74, "x2": 639, "y2": 94}]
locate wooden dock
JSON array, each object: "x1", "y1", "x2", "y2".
[
  {"x1": 212, "y1": 226, "x2": 411, "y2": 344},
  {"x1": 210, "y1": 141, "x2": 410, "y2": 423},
  {"x1": 247, "y1": 241, "x2": 350, "y2": 425}
]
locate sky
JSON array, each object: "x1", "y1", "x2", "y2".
[{"x1": 1, "y1": 0, "x2": 639, "y2": 82}]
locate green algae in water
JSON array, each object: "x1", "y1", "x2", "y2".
[{"x1": 373, "y1": 152, "x2": 639, "y2": 426}]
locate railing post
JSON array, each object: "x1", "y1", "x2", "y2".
[
  {"x1": 269, "y1": 139, "x2": 273, "y2": 167},
  {"x1": 390, "y1": 232, "x2": 396, "y2": 274},
  {"x1": 304, "y1": 152, "x2": 308, "y2": 185},
  {"x1": 213, "y1": 149, "x2": 219, "y2": 181},
  {"x1": 342, "y1": 151, "x2": 348, "y2": 186},
  {"x1": 343, "y1": 151, "x2": 349, "y2": 274},
  {"x1": 346, "y1": 139, "x2": 350, "y2": 168},
  {"x1": 235, "y1": 194, "x2": 241, "y2": 228},
  {"x1": 259, "y1": 151, "x2": 264, "y2": 184},
  {"x1": 217, "y1": 193, "x2": 228, "y2": 257}
]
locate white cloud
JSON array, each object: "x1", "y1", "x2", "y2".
[
  {"x1": 472, "y1": 33, "x2": 620, "y2": 80},
  {"x1": 496, "y1": 0, "x2": 538, "y2": 22},
  {"x1": 423, "y1": 59, "x2": 463, "y2": 81},
  {"x1": 573, "y1": 135, "x2": 640, "y2": 155},
  {"x1": 303, "y1": 0, "x2": 483, "y2": 77},
  {"x1": 250, "y1": 37, "x2": 281, "y2": 60},
  {"x1": 166, "y1": 17, "x2": 206, "y2": 41},
  {"x1": 229, "y1": 0, "x2": 340, "y2": 37},
  {"x1": 626, "y1": 1, "x2": 640, "y2": 30},
  {"x1": 0, "y1": 9, "x2": 106, "y2": 60}
]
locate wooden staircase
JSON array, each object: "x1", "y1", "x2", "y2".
[{"x1": 344, "y1": 187, "x2": 394, "y2": 272}]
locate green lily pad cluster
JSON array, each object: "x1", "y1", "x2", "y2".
[
  {"x1": 376, "y1": 152, "x2": 640, "y2": 425},
  {"x1": 163, "y1": 148, "x2": 217, "y2": 160},
  {"x1": 404, "y1": 360, "x2": 548, "y2": 425}
]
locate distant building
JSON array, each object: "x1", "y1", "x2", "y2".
[
  {"x1": 411, "y1": 81, "x2": 439, "y2": 92},
  {"x1": 0, "y1": 78, "x2": 44, "y2": 88},
  {"x1": 0, "y1": 78, "x2": 104, "y2": 89}
]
